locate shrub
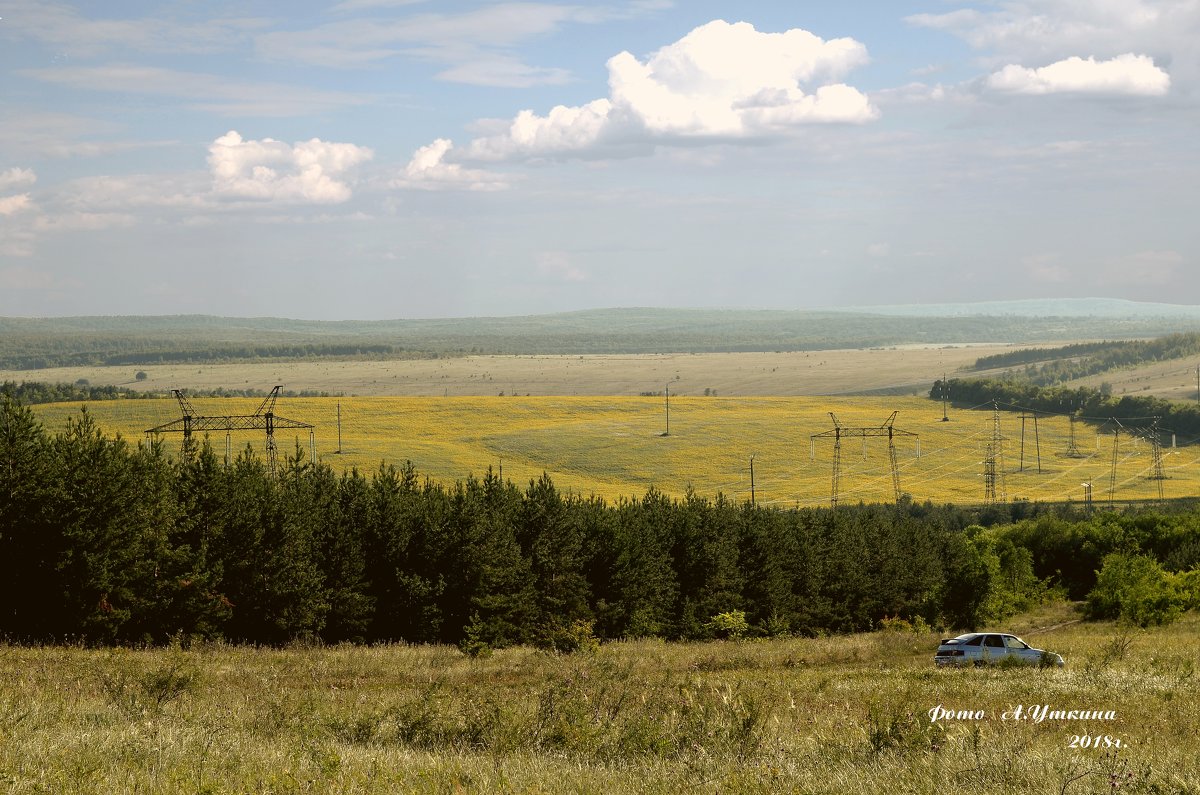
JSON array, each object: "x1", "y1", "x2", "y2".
[
  {"x1": 536, "y1": 618, "x2": 600, "y2": 655},
  {"x1": 706, "y1": 610, "x2": 749, "y2": 641},
  {"x1": 1086, "y1": 553, "x2": 1186, "y2": 627}
]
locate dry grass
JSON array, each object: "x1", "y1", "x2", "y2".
[
  {"x1": 32, "y1": 395, "x2": 1200, "y2": 507},
  {"x1": 1, "y1": 344, "x2": 1032, "y2": 398},
  {"x1": 2, "y1": 606, "x2": 1197, "y2": 793}
]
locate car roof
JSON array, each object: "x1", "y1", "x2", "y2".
[{"x1": 946, "y1": 632, "x2": 1023, "y2": 643}]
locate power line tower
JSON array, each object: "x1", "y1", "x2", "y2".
[
  {"x1": 1018, "y1": 411, "x2": 1042, "y2": 473},
  {"x1": 145, "y1": 385, "x2": 314, "y2": 477},
  {"x1": 1108, "y1": 423, "x2": 1121, "y2": 506},
  {"x1": 983, "y1": 443, "x2": 998, "y2": 505},
  {"x1": 983, "y1": 401, "x2": 1007, "y2": 504},
  {"x1": 1147, "y1": 418, "x2": 1166, "y2": 503},
  {"x1": 1065, "y1": 414, "x2": 1085, "y2": 458},
  {"x1": 810, "y1": 411, "x2": 918, "y2": 508}
]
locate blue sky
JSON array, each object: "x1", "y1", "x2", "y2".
[{"x1": 1, "y1": 0, "x2": 1196, "y2": 319}]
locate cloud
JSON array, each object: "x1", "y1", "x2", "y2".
[
  {"x1": 537, "y1": 251, "x2": 587, "y2": 282},
  {"x1": 22, "y1": 65, "x2": 370, "y2": 117},
  {"x1": 1023, "y1": 253, "x2": 1070, "y2": 283},
  {"x1": 0, "y1": 167, "x2": 37, "y2": 191},
  {"x1": 434, "y1": 56, "x2": 572, "y2": 88},
  {"x1": 907, "y1": 0, "x2": 1199, "y2": 86},
  {"x1": 419, "y1": 19, "x2": 876, "y2": 172},
  {"x1": 0, "y1": 0, "x2": 268, "y2": 57},
  {"x1": 208, "y1": 131, "x2": 374, "y2": 204},
  {"x1": 0, "y1": 194, "x2": 34, "y2": 216},
  {"x1": 0, "y1": 168, "x2": 36, "y2": 217},
  {"x1": 255, "y1": 2, "x2": 592, "y2": 83},
  {"x1": 988, "y1": 53, "x2": 1169, "y2": 95},
  {"x1": 0, "y1": 265, "x2": 83, "y2": 291},
  {"x1": 63, "y1": 174, "x2": 211, "y2": 210},
  {"x1": 392, "y1": 139, "x2": 511, "y2": 191},
  {"x1": 32, "y1": 212, "x2": 138, "y2": 232},
  {"x1": 1102, "y1": 249, "x2": 1183, "y2": 286}
]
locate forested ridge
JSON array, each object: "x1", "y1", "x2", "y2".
[
  {"x1": 3, "y1": 396, "x2": 1198, "y2": 648},
  {"x1": 7, "y1": 309, "x2": 1200, "y2": 368},
  {"x1": 971, "y1": 333, "x2": 1200, "y2": 386}
]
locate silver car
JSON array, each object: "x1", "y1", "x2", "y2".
[{"x1": 934, "y1": 632, "x2": 1065, "y2": 667}]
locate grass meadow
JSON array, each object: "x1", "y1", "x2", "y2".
[
  {"x1": 1, "y1": 604, "x2": 1197, "y2": 794},
  {"x1": 32, "y1": 395, "x2": 1200, "y2": 507}
]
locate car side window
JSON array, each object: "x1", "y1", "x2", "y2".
[
  {"x1": 1004, "y1": 636, "x2": 1028, "y2": 649},
  {"x1": 983, "y1": 635, "x2": 1004, "y2": 648},
  {"x1": 964, "y1": 636, "x2": 984, "y2": 646}
]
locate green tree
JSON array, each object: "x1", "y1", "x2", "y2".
[
  {"x1": 0, "y1": 397, "x2": 57, "y2": 639},
  {"x1": 1087, "y1": 553, "x2": 1185, "y2": 627}
]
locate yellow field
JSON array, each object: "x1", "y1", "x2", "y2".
[{"x1": 31, "y1": 395, "x2": 1200, "y2": 507}]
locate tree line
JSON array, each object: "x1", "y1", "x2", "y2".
[
  {"x1": 0, "y1": 343, "x2": 406, "y2": 370},
  {"x1": 1, "y1": 381, "x2": 336, "y2": 406},
  {"x1": 933, "y1": 377, "x2": 1200, "y2": 442},
  {"x1": 971, "y1": 333, "x2": 1200, "y2": 387},
  {"x1": 2, "y1": 396, "x2": 1197, "y2": 648}
]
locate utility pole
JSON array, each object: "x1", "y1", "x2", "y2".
[
  {"x1": 940, "y1": 373, "x2": 950, "y2": 422},
  {"x1": 749, "y1": 454, "x2": 756, "y2": 506},
  {"x1": 336, "y1": 401, "x2": 342, "y2": 454},
  {"x1": 664, "y1": 383, "x2": 670, "y2": 436}
]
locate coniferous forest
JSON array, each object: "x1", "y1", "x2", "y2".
[{"x1": 3, "y1": 395, "x2": 1199, "y2": 649}]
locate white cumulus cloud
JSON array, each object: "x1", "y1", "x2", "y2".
[
  {"x1": 988, "y1": 53, "x2": 1170, "y2": 95},
  {"x1": 393, "y1": 138, "x2": 511, "y2": 191},
  {"x1": 403, "y1": 19, "x2": 878, "y2": 179},
  {"x1": 208, "y1": 131, "x2": 373, "y2": 203}
]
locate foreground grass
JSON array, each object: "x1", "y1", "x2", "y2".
[
  {"x1": 32, "y1": 395, "x2": 1200, "y2": 506},
  {"x1": 2, "y1": 606, "x2": 1197, "y2": 794}
]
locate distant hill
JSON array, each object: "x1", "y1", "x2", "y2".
[
  {"x1": 4, "y1": 302, "x2": 1200, "y2": 368},
  {"x1": 834, "y1": 298, "x2": 1200, "y2": 319}
]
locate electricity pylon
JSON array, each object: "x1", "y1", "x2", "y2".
[
  {"x1": 983, "y1": 401, "x2": 1007, "y2": 504},
  {"x1": 145, "y1": 385, "x2": 314, "y2": 477},
  {"x1": 810, "y1": 411, "x2": 918, "y2": 508}
]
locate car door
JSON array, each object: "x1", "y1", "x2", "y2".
[
  {"x1": 1003, "y1": 635, "x2": 1039, "y2": 664},
  {"x1": 961, "y1": 634, "x2": 985, "y2": 663},
  {"x1": 981, "y1": 633, "x2": 1006, "y2": 663}
]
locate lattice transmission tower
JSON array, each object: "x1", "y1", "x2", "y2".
[
  {"x1": 983, "y1": 401, "x2": 1007, "y2": 505},
  {"x1": 1064, "y1": 414, "x2": 1085, "y2": 458},
  {"x1": 810, "y1": 411, "x2": 918, "y2": 508},
  {"x1": 145, "y1": 385, "x2": 314, "y2": 477}
]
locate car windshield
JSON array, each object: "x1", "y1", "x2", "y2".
[{"x1": 1004, "y1": 636, "x2": 1030, "y2": 649}]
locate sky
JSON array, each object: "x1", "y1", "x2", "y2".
[{"x1": 1, "y1": 0, "x2": 1197, "y2": 320}]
